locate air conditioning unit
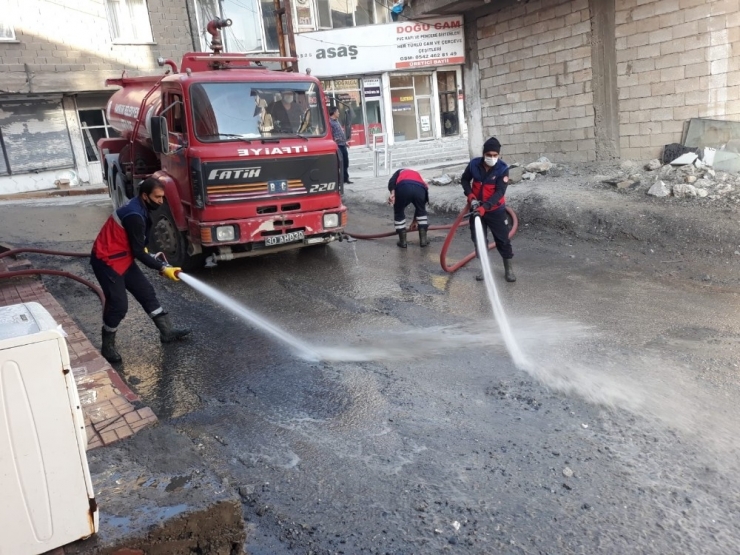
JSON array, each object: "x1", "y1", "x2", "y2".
[{"x1": 0, "y1": 302, "x2": 98, "y2": 555}]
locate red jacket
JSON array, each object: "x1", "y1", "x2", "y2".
[
  {"x1": 461, "y1": 157, "x2": 510, "y2": 212},
  {"x1": 92, "y1": 197, "x2": 151, "y2": 275}
]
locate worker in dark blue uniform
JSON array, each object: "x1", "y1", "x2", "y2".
[
  {"x1": 387, "y1": 168, "x2": 430, "y2": 248},
  {"x1": 461, "y1": 137, "x2": 516, "y2": 282},
  {"x1": 91, "y1": 177, "x2": 189, "y2": 363}
]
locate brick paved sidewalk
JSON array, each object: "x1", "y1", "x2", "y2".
[{"x1": 0, "y1": 255, "x2": 157, "y2": 450}]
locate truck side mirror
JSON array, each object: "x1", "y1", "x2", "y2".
[{"x1": 150, "y1": 116, "x2": 170, "y2": 155}]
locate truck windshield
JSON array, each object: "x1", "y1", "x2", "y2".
[{"x1": 190, "y1": 82, "x2": 327, "y2": 142}]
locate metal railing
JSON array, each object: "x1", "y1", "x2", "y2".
[{"x1": 372, "y1": 133, "x2": 392, "y2": 177}]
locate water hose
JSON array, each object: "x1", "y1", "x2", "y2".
[
  {"x1": 0, "y1": 248, "x2": 104, "y2": 307},
  {"x1": 345, "y1": 204, "x2": 518, "y2": 273},
  {"x1": 440, "y1": 204, "x2": 518, "y2": 273}
]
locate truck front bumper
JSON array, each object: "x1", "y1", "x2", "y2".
[{"x1": 189, "y1": 207, "x2": 347, "y2": 255}]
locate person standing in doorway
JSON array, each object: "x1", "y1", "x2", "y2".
[
  {"x1": 329, "y1": 106, "x2": 352, "y2": 185},
  {"x1": 461, "y1": 137, "x2": 516, "y2": 283},
  {"x1": 90, "y1": 177, "x2": 190, "y2": 363},
  {"x1": 387, "y1": 168, "x2": 430, "y2": 248}
]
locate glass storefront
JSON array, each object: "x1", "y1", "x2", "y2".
[
  {"x1": 322, "y1": 78, "x2": 363, "y2": 146},
  {"x1": 320, "y1": 68, "x2": 461, "y2": 147},
  {"x1": 390, "y1": 74, "x2": 434, "y2": 142}
]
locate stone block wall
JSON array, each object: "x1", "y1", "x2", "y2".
[
  {"x1": 476, "y1": 0, "x2": 596, "y2": 162},
  {"x1": 615, "y1": 0, "x2": 740, "y2": 160},
  {"x1": 0, "y1": 0, "x2": 194, "y2": 94}
]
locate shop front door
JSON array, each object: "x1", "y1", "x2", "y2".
[{"x1": 437, "y1": 71, "x2": 459, "y2": 136}]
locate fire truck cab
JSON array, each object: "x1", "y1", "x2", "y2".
[{"x1": 98, "y1": 34, "x2": 347, "y2": 270}]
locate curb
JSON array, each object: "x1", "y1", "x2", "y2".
[
  {"x1": 0, "y1": 186, "x2": 108, "y2": 201},
  {"x1": 0, "y1": 254, "x2": 157, "y2": 450}
]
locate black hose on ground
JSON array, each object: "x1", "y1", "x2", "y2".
[{"x1": 0, "y1": 248, "x2": 104, "y2": 307}]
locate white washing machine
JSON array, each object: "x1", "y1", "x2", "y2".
[{"x1": 0, "y1": 302, "x2": 98, "y2": 555}]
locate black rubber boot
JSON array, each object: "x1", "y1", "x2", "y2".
[
  {"x1": 504, "y1": 259, "x2": 516, "y2": 282},
  {"x1": 396, "y1": 230, "x2": 408, "y2": 248},
  {"x1": 101, "y1": 327, "x2": 122, "y2": 363},
  {"x1": 418, "y1": 227, "x2": 429, "y2": 247},
  {"x1": 153, "y1": 313, "x2": 191, "y2": 343}
]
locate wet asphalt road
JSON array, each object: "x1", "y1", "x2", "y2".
[{"x1": 3, "y1": 195, "x2": 740, "y2": 554}]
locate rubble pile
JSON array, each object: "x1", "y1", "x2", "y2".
[
  {"x1": 428, "y1": 156, "x2": 565, "y2": 187},
  {"x1": 599, "y1": 155, "x2": 738, "y2": 202}
]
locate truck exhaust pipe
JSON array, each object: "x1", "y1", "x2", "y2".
[{"x1": 207, "y1": 18, "x2": 233, "y2": 54}]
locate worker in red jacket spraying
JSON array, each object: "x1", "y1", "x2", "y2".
[
  {"x1": 387, "y1": 168, "x2": 430, "y2": 248},
  {"x1": 90, "y1": 177, "x2": 189, "y2": 363},
  {"x1": 461, "y1": 137, "x2": 516, "y2": 283}
]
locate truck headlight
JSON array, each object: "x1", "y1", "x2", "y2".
[
  {"x1": 323, "y1": 214, "x2": 340, "y2": 228},
  {"x1": 215, "y1": 225, "x2": 236, "y2": 242}
]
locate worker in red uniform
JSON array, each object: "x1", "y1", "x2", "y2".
[
  {"x1": 387, "y1": 168, "x2": 430, "y2": 248},
  {"x1": 90, "y1": 177, "x2": 189, "y2": 363},
  {"x1": 461, "y1": 137, "x2": 516, "y2": 283}
]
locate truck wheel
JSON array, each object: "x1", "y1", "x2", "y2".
[
  {"x1": 149, "y1": 203, "x2": 200, "y2": 270},
  {"x1": 111, "y1": 172, "x2": 129, "y2": 210}
]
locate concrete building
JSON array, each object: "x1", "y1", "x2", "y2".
[
  {"x1": 0, "y1": 0, "x2": 196, "y2": 195},
  {"x1": 408, "y1": 0, "x2": 740, "y2": 162},
  {"x1": 0, "y1": 0, "x2": 287, "y2": 195},
  {"x1": 291, "y1": 2, "x2": 469, "y2": 147}
]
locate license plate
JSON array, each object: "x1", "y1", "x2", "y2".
[
  {"x1": 267, "y1": 180, "x2": 288, "y2": 193},
  {"x1": 265, "y1": 231, "x2": 305, "y2": 246}
]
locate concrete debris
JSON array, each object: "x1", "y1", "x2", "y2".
[
  {"x1": 522, "y1": 171, "x2": 537, "y2": 181},
  {"x1": 693, "y1": 178, "x2": 711, "y2": 189},
  {"x1": 697, "y1": 188, "x2": 709, "y2": 198},
  {"x1": 620, "y1": 160, "x2": 636, "y2": 171},
  {"x1": 713, "y1": 150, "x2": 740, "y2": 173},
  {"x1": 645, "y1": 159, "x2": 662, "y2": 171},
  {"x1": 616, "y1": 179, "x2": 640, "y2": 189},
  {"x1": 508, "y1": 166, "x2": 525, "y2": 183},
  {"x1": 686, "y1": 175, "x2": 697, "y2": 184},
  {"x1": 549, "y1": 165, "x2": 564, "y2": 178},
  {"x1": 671, "y1": 152, "x2": 699, "y2": 166},
  {"x1": 525, "y1": 157, "x2": 553, "y2": 173},
  {"x1": 647, "y1": 180, "x2": 671, "y2": 197},
  {"x1": 563, "y1": 467, "x2": 574, "y2": 478},
  {"x1": 429, "y1": 174, "x2": 453, "y2": 186},
  {"x1": 673, "y1": 183, "x2": 698, "y2": 198}
]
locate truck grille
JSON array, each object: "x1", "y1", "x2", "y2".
[{"x1": 202, "y1": 154, "x2": 338, "y2": 204}]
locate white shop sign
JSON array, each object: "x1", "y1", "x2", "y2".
[{"x1": 296, "y1": 17, "x2": 465, "y2": 77}]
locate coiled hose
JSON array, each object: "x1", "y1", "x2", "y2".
[
  {"x1": 0, "y1": 248, "x2": 104, "y2": 307},
  {"x1": 346, "y1": 203, "x2": 519, "y2": 273}
]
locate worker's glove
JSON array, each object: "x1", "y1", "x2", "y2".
[
  {"x1": 160, "y1": 266, "x2": 182, "y2": 281},
  {"x1": 470, "y1": 199, "x2": 481, "y2": 211},
  {"x1": 475, "y1": 206, "x2": 486, "y2": 217}
]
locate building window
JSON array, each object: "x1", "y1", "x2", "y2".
[
  {"x1": 78, "y1": 109, "x2": 120, "y2": 163},
  {"x1": 194, "y1": 0, "x2": 278, "y2": 53},
  {"x1": 0, "y1": 100, "x2": 75, "y2": 175},
  {"x1": 0, "y1": 21, "x2": 15, "y2": 41},
  {"x1": 105, "y1": 0, "x2": 154, "y2": 43},
  {"x1": 314, "y1": 0, "x2": 389, "y2": 29},
  {"x1": 0, "y1": 1, "x2": 17, "y2": 41}
]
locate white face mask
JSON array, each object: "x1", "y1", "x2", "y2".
[
  {"x1": 283, "y1": 95, "x2": 294, "y2": 104},
  {"x1": 484, "y1": 156, "x2": 498, "y2": 167}
]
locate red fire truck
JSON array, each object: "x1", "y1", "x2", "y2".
[{"x1": 97, "y1": 20, "x2": 347, "y2": 269}]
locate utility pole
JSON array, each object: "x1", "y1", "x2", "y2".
[{"x1": 273, "y1": 0, "x2": 299, "y2": 72}]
